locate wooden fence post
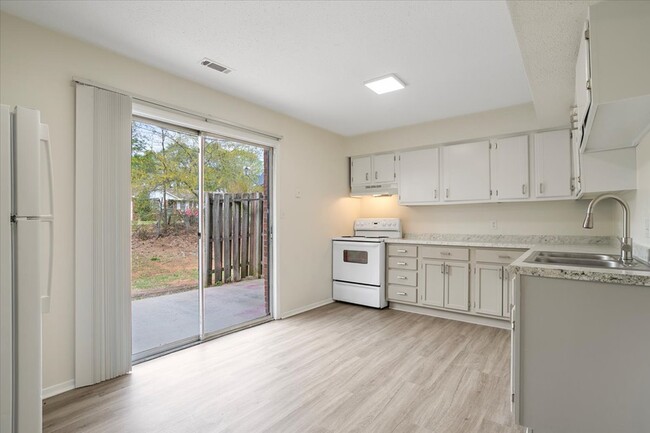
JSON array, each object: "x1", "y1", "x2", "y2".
[
  {"x1": 222, "y1": 194, "x2": 231, "y2": 282},
  {"x1": 232, "y1": 194, "x2": 241, "y2": 281},
  {"x1": 240, "y1": 193, "x2": 249, "y2": 278},
  {"x1": 213, "y1": 193, "x2": 222, "y2": 284},
  {"x1": 203, "y1": 192, "x2": 212, "y2": 286},
  {"x1": 203, "y1": 192, "x2": 264, "y2": 284}
]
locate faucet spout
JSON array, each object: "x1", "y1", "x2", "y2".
[{"x1": 582, "y1": 194, "x2": 633, "y2": 264}]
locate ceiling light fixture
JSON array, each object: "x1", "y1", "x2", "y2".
[{"x1": 364, "y1": 74, "x2": 406, "y2": 95}]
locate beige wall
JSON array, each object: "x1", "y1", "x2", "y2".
[
  {"x1": 345, "y1": 104, "x2": 618, "y2": 236},
  {"x1": 0, "y1": 12, "x2": 359, "y2": 390},
  {"x1": 623, "y1": 132, "x2": 650, "y2": 258}
]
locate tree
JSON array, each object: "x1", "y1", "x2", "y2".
[{"x1": 131, "y1": 121, "x2": 265, "y2": 228}]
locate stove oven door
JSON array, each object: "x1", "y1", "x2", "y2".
[{"x1": 332, "y1": 240, "x2": 383, "y2": 286}]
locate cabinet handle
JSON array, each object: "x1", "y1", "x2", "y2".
[
  {"x1": 522, "y1": 184, "x2": 527, "y2": 195},
  {"x1": 434, "y1": 189, "x2": 438, "y2": 199},
  {"x1": 396, "y1": 261, "x2": 407, "y2": 266},
  {"x1": 396, "y1": 291, "x2": 407, "y2": 296},
  {"x1": 440, "y1": 251, "x2": 451, "y2": 256},
  {"x1": 397, "y1": 249, "x2": 407, "y2": 253},
  {"x1": 446, "y1": 265, "x2": 450, "y2": 275},
  {"x1": 499, "y1": 268, "x2": 503, "y2": 280},
  {"x1": 504, "y1": 270, "x2": 509, "y2": 280},
  {"x1": 396, "y1": 275, "x2": 407, "y2": 280},
  {"x1": 441, "y1": 265, "x2": 445, "y2": 274},
  {"x1": 445, "y1": 188, "x2": 449, "y2": 199},
  {"x1": 375, "y1": 171, "x2": 378, "y2": 180},
  {"x1": 539, "y1": 182, "x2": 544, "y2": 194},
  {"x1": 366, "y1": 173, "x2": 369, "y2": 181},
  {"x1": 498, "y1": 255, "x2": 511, "y2": 259}
]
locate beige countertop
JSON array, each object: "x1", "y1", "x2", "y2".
[
  {"x1": 385, "y1": 235, "x2": 650, "y2": 287},
  {"x1": 508, "y1": 244, "x2": 650, "y2": 287}
]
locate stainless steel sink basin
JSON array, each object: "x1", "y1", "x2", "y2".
[{"x1": 525, "y1": 251, "x2": 650, "y2": 271}]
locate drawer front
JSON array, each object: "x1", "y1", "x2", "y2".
[
  {"x1": 388, "y1": 245, "x2": 418, "y2": 257},
  {"x1": 388, "y1": 269, "x2": 417, "y2": 287},
  {"x1": 388, "y1": 257, "x2": 417, "y2": 270},
  {"x1": 387, "y1": 284, "x2": 417, "y2": 303},
  {"x1": 475, "y1": 249, "x2": 524, "y2": 264},
  {"x1": 421, "y1": 246, "x2": 469, "y2": 261}
]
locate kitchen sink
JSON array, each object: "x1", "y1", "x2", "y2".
[{"x1": 525, "y1": 251, "x2": 650, "y2": 271}]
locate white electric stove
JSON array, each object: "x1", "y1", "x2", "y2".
[{"x1": 332, "y1": 218, "x2": 402, "y2": 308}]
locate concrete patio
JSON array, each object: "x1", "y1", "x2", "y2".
[{"x1": 132, "y1": 278, "x2": 267, "y2": 355}]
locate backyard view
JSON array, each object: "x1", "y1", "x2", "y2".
[{"x1": 131, "y1": 119, "x2": 270, "y2": 358}]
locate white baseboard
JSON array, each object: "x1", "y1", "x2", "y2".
[
  {"x1": 390, "y1": 302, "x2": 510, "y2": 330},
  {"x1": 281, "y1": 298, "x2": 334, "y2": 319},
  {"x1": 42, "y1": 379, "x2": 75, "y2": 399}
]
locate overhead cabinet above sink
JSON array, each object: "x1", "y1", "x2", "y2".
[
  {"x1": 574, "y1": 1, "x2": 650, "y2": 152},
  {"x1": 349, "y1": 127, "x2": 637, "y2": 204}
]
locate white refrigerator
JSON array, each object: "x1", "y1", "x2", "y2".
[{"x1": 1, "y1": 105, "x2": 54, "y2": 433}]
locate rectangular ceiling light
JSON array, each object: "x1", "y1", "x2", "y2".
[{"x1": 364, "y1": 74, "x2": 406, "y2": 95}]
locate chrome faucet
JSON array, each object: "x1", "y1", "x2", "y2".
[{"x1": 583, "y1": 194, "x2": 633, "y2": 264}]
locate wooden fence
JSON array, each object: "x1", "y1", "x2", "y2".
[{"x1": 203, "y1": 192, "x2": 265, "y2": 285}]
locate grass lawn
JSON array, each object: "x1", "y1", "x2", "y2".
[{"x1": 131, "y1": 226, "x2": 199, "y2": 299}]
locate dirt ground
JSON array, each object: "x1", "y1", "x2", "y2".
[{"x1": 131, "y1": 225, "x2": 199, "y2": 299}]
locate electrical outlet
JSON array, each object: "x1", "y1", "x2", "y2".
[{"x1": 490, "y1": 220, "x2": 498, "y2": 230}]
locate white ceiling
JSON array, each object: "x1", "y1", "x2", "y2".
[
  {"x1": 507, "y1": 0, "x2": 599, "y2": 128},
  {"x1": 1, "y1": 1, "x2": 536, "y2": 136}
]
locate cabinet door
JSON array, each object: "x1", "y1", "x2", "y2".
[
  {"x1": 422, "y1": 260, "x2": 445, "y2": 307},
  {"x1": 475, "y1": 264, "x2": 503, "y2": 316},
  {"x1": 350, "y1": 156, "x2": 372, "y2": 186},
  {"x1": 503, "y1": 268, "x2": 511, "y2": 319},
  {"x1": 534, "y1": 130, "x2": 572, "y2": 198},
  {"x1": 491, "y1": 136, "x2": 529, "y2": 200},
  {"x1": 444, "y1": 262, "x2": 469, "y2": 311},
  {"x1": 575, "y1": 22, "x2": 591, "y2": 145},
  {"x1": 442, "y1": 141, "x2": 491, "y2": 202},
  {"x1": 398, "y1": 148, "x2": 439, "y2": 204},
  {"x1": 372, "y1": 153, "x2": 396, "y2": 183},
  {"x1": 571, "y1": 130, "x2": 582, "y2": 196}
]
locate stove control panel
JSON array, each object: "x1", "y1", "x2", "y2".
[{"x1": 353, "y1": 218, "x2": 402, "y2": 238}]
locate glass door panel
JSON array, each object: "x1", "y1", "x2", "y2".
[
  {"x1": 131, "y1": 119, "x2": 200, "y2": 360},
  {"x1": 202, "y1": 136, "x2": 271, "y2": 335}
]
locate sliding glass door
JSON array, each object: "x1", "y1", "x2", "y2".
[
  {"x1": 202, "y1": 136, "x2": 271, "y2": 336},
  {"x1": 131, "y1": 118, "x2": 272, "y2": 361},
  {"x1": 130, "y1": 120, "x2": 201, "y2": 360}
]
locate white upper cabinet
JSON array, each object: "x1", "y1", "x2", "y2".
[
  {"x1": 398, "y1": 148, "x2": 439, "y2": 204},
  {"x1": 350, "y1": 153, "x2": 397, "y2": 196},
  {"x1": 577, "y1": 2, "x2": 650, "y2": 152},
  {"x1": 442, "y1": 141, "x2": 491, "y2": 202},
  {"x1": 372, "y1": 153, "x2": 396, "y2": 183},
  {"x1": 580, "y1": 148, "x2": 637, "y2": 195},
  {"x1": 350, "y1": 155, "x2": 372, "y2": 186},
  {"x1": 491, "y1": 135, "x2": 529, "y2": 200},
  {"x1": 574, "y1": 21, "x2": 591, "y2": 149},
  {"x1": 534, "y1": 130, "x2": 572, "y2": 199}
]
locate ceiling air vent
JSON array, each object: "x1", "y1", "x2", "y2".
[{"x1": 200, "y1": 58, "x2": 232, "y2": 74}]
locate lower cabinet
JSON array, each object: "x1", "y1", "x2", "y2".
[
  {"x1": 387, "y1": 246, "x2": 419, "y2": 304},
  {"x1": 422, "y1": 261, "x2": 444, "y2": 307},
  {"x1": 474, "y1": 264, "x2": 504, "y2": 316},
  {"x1": 421, "y1": 259, "x2": 469, "y2": 311},
  {"x1": 387, "y1": 243, "x2": 524, "y2": 322}
]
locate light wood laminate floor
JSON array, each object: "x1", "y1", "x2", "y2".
[{"x1": 43, "y1": 303, "x2": 524, "y2": 433}]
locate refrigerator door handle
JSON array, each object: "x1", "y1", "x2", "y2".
[
  {"x1": 41, "y1": 123, "x2": 54, "y2": 217},
  {"x1": 42, "y1": 219, "x2": 53, "y2": 313},
  {"x1": 40, "y1": 123, "x2": 54, "y2": 313}
]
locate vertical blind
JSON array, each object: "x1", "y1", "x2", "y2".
[{"x1": 75, "y1": 85, "x2": 132, "y2": 386}]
